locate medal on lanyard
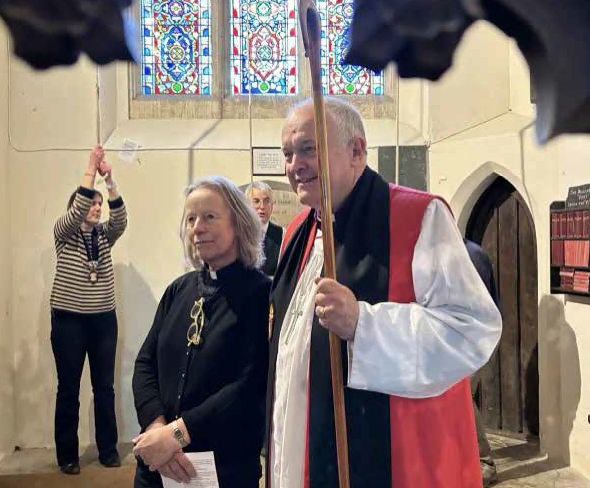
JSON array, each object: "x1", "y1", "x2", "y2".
[
  {"x1": 81, "y1": 230, "x2": 99, "y2": 284},
  {"x1": 89, "y1": 261, "x2": 99, "y2": 283}
]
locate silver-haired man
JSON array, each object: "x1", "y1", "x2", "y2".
[{"x1": 245, "y1": 181, "x2": 284, "y2": 276}]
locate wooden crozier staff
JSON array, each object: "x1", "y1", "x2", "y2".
[{"x1": 298, "y1": 1, "x2": 350, "y2": 488}]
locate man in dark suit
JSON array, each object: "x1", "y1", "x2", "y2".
[
  {"x1": 465, "y1": 239, "x2": 500, "y2": 488},
  {"x1": 246, "y1": 182, "x2": 284, "y2": 276}
]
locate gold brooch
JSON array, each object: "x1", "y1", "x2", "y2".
[{"x1": 268, "y1": 303, "x2": 274, "y2": 340}]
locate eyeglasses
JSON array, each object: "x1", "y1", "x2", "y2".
[{"x1": 187, "y1": 297, "x2": 205, "y2": 346}]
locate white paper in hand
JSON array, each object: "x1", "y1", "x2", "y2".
[
  {"x1": 118, "y1": 138, "x2": 139, "y2": 164},
  {"x1": 160, "y1": 451, "x2": 219, "y2": 488}
]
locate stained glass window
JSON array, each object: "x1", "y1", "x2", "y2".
[
  {"x1": 141, "y1": 0, "x2": 211, "y2": 95},
  {"x1": 230, "y1": 0, "x2": 298, "y2": 95},
  {"x1": 316, "y1": 0, "x2": 383, "y2": 95}
]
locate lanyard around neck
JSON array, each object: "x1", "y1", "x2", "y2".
[{"x1": 80, "y1": 228, "x2": 99, "y2": 263}]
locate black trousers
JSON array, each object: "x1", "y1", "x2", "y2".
[
  {"x1": 470, "y1": 376, "x2": 493, "y2": 463},
  {"x1": 51, "y1": 309, "x2": 118, "y2": 465}
]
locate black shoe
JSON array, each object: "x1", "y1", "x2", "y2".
[
  {"x1": 60, "y1": 461, "x2": 80, "y2": 475},
  {"x1": 100, "y1": 452, "x2": 121, "y2": 468},
  {"x1": 481, "y1": 462, "x2": 498, "y2": 487}
]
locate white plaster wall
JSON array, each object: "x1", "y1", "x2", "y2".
[
  {"x1": 508, "y1": 40, "x2": 535, "y2": 119},
  {"x1": 554, "y1": 135, "x2": 590, "y2": 477},
  {"x1": 0, "y1": 23, "x2": 15, "y2": 460},
  {"x1": 98, "y1": 64, "x2": 119, "y2": 143},
  {"x1": 7, "y1": 54, "x2": 100, "y2": 449},
  {"x1": 399, "y1": 78, "x2": 430, "y2": 145},
  {"x1": 429, "y1": 23, "x2": 510, "y2": 143}
]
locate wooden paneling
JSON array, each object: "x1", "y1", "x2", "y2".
[
  {"x1": 518, "y1": 204, "x2": 540, "y2": 434},
  {"x1": 480, "y1": 208, "x2": 501, "y2": 429},
  {"x1": 498, "y1": 195, "x2": 521, "y2": 432}
]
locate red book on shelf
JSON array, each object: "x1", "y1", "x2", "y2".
[
  {"x1": 551, "y1": 213, "x2": 559, "y2": 237},
  {"x1": 583, "y1": 211, "x2": 590, "y2": 238},
  {"x1": 560, "y1": 213, "x2": 568, "y2": 237},
  {"x1": 575, "y1": 211, "x2": 583, "y2": 238},
  {"x1": 551, "y1": 240, "x2": 564, "y2": 265},
  {"x1": 567, "y1": 212, "x2": 574, "y2": 237},
  {"x1": 560, "y1": 268, "x2": 575, "y2": 289},
  {"x1": 573, "y1": 270, "x2": 589, "y2": 292},
  {"x1": 564, "y1": 241, "x2": 573, "y2": 266}
]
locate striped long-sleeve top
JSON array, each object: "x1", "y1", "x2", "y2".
[{"x1": 50, "y1": 186, "x2": 128, "y2": 313}]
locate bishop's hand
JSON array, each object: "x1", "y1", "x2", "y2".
[{"x1": 314, "y1": 277, "x2": 359, "y2": 341}]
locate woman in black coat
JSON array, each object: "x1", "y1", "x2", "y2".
[{"x1": 132, "y1": 176, "x2": 271, "y2": 488}]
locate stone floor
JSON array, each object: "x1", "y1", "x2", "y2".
[
  {"x1": 488, "y1": 434, "x2": 588, "y2": 488},
  {"x1": 0, "y1": 443, "x2": 137, "y2": 488},
  {"x1": 0, "y1": 435, "x2": 588, "y2": 488}
]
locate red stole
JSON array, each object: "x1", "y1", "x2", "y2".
[{"x1": 386, "y1": 186, "x2": 482, "y2": 488}]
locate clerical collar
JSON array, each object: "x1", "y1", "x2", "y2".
[
  {"x1": 204, "y1": 260, "x2": 242, "y2": 282},
  {"x1": 312, "y1": 167, "x2": 373, "y2": 230},
  {"x1": 314, "y1": 211, "x2": 335, "y2": 230}
]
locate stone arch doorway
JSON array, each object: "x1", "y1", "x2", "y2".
[{"x1": 466, "y1": 176, "x2": 539, "y2": 437}]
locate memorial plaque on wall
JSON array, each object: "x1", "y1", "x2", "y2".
[
  {"x1": 377, "y1": 145, "x2": 428, "y2": 191},
  {"x1": 252, "y1": 147, "x2": 286, "y2": 176},
  {"x1": 377, "y1": 146, "x2": 396, "y2": 184},
  {"x1": 400, "y1": 146, "x2": 428, "y2": 191}
]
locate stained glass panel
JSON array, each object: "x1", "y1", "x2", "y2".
[
  {"x1": 230, "y1": 0, "x2": 297, "y2": 95},
  {"x1": 141, "y1": 0, "x2": 211, "y2": 95},
  {"x1": 316, "y1": 0, "x2": 383, "y2": 95}
]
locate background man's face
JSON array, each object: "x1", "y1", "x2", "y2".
[{"x1": 250, "y1": 188, "x2": 273, "y2": 225}]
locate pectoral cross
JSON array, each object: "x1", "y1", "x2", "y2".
[{"x1": 282, "y1": 253, "x2": 323, "y2": 345}]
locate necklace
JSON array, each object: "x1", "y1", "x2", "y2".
[{"x1": 187, "y1": 297, "x2": 205, "y2": 346}]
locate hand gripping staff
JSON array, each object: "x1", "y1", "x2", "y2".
[{"x1": 298, "y1": 2, "x2": 350, "y2": 488}]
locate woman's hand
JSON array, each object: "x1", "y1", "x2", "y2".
[
  {"x1": 87, "y1": 145, "x2": 104, "y2": 175},
  {"x1": 99, "y1": 158, "x2": 120, "y2": 198},
  {"x1": 132, "y1": 424, "x2": 181, "y2": 469},
  {"x1": 145, "y1": 416, "x2": 166, "y2": 432},
  {"x1": 82, "y1": 145, "x2": 104, "y2": 189},
  {"x1": 158, "y1": 451, "x2": 196, "y2": 484},
  {"x1": 98, "y1": 160, "x2": 112, "y2": 178}
]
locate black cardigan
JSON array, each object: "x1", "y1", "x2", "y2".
[{"x1": 133, "y1": 260, "x2": 270, "y2": 475}]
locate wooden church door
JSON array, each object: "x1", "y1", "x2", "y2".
[{"x1": 467, "y1": 177, "x2": 539, "y2": 436}]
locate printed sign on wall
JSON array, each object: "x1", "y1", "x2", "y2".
[{"x1": 252, "y1": 147, "x2": 286, "y2": 176}]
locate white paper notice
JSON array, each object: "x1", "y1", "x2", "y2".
[
  {"x1": 160, "y1": 452, "x2": 219, "y2": 488},
  {"x1": 118, "y1": 138, "x2": 139, "y2": 164}
]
